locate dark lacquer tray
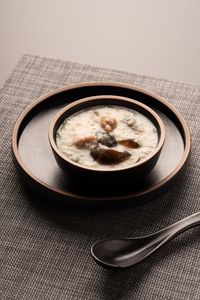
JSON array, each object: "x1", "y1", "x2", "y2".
[{"x1": 12, "y1": 82, "x2": 191, "y2": 209}]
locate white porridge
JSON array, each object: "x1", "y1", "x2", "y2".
[{"x1": 56, "y1": 105, "x2": 158, "y2": 170}]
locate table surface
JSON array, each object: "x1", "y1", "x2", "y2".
[
  {"x1": 1, "y1": 0, "x2": 200, "y2": 88},
  {"x1": 0, "y1": 53, "x2": 200, "y2": 299}
]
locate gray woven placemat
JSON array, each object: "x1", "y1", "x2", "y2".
[{"x1": 0, "y1": 54, "x2": 200, "y2": 300}]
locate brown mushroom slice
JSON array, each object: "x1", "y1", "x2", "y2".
[
  {"x1": 96, "y1": 132, "x2": 117, "y2": 148},
  {"x1": 90, "y1": 145, "x2": 131, "y2": 165},
  {"x1": 118, "y1": 139, "x2": 141, "y2": 149}
]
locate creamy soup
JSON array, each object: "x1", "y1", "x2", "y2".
[{"x1": 56, "y1": 105, "x2": 158, "y2": 170}]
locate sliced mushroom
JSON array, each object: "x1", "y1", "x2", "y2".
[
  {"x1": 118, "y1": 139, "x2": 141, "y2": 149},
  {"x1": 96, "y1": 132, "x2": 117, "y2": 148},
  {"x1": 90, "y1": 145, "x2": 131, "y2": 165}
]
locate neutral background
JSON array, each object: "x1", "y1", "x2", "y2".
[{"x1": 0, "y1": 0, "x2": 200, "y2": 88}]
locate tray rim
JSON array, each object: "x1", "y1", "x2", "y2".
[{"x1": 12, "y1": 81, "x2": 191, "y2": 204}]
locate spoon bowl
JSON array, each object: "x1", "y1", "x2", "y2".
[{"x1": 91, "y1": 212, "x2": 200, "y2": 268}]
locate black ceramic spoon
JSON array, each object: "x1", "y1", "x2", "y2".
[{"x1": 91, "y1": 212, "x2": 200, "y2": 268}]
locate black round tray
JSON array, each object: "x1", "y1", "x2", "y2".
[{"x1": 12, "y1": 82, "x2": 191, "y2": 209}]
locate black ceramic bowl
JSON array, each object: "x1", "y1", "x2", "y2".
[{"x1": 48, "y1": 95, "x2": 165, "y2": 189}]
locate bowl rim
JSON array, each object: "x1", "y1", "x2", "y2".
[{"x1": 48, "y1": 95, "x2": 166, "y2": 173}]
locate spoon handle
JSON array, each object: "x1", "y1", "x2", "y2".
[
  {"x1": 129, "y1": 212, "x2": 200, "y2": 266},
  {"x1": 154, "y1": 211, "x2": 200, "y2": 244}
]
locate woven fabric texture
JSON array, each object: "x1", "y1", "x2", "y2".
[{"x1": 0, "y1": 54, "x2": 200, "y2": 300}]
